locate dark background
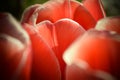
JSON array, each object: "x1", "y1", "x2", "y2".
[{"x1": 0, "y1": 0, "x2": 120, "y2": 20}]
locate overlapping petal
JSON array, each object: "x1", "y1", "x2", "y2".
[
  {"x1": 34, "y1": 18, "x2": 85, "y2": 79},
  {"x1": 21, "y1": 0, "x2": 66, "y2": 24},
  {"x1": 23, "y1": 23, "x2": 61, "y2": 80},
  {"x1": 21, "y1": 4, "x2": 41, "y2": 25},
  {"x1": 63, "y1": 29, "x2": 120, "y2": 79},
  {"x1": 0, "y1": 13, "x2": 31, "y2": 80},
  {"x1": 73, "y1": 4, "x2": 96, "y2": 30},
  {"x1": 65, "y1": 62, "x2": 109, "y2": 80},
  {"x1": 21, "y1": 0, "x2": 97, "y2": 29},
  {"x1": 1, "y1": 0, "x2": 115, "y2": 80},
  {"x1": 83, "y1": 0, "x2": 106, "y2": 21},
  {"x1": 19, "y1": 0, "x2": 114, "y2": 80},
  {"x1": 95, "y1": 16, "x2": 120, "y2": 33}
]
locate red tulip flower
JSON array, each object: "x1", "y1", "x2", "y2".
[
  {"x1": 2, "y1": 0, "x2": 120, "y2": 80},
  {"x1": 20, "y1": 0, "x2": 106, "y2": 80}
]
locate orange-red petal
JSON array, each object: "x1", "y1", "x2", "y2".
[
  {"x1": 54, "y1": 18, "x2": 85, "y2": 58},
  {"x1": 21, "y1": 0, "x2": 97, "y2": 30},
  {"x1": 21, "y1": 4, "x2": 41, "y2": 25},
  {"x1": 36, "y1": 0, "x2": 65, "y2": 23},
  {"x1": 65, "y1": 62, "x2": 115, "y2": 80},
  {"x1": 73, "y1": 4, "x2": 96, "y2": 30},
  {"x1": 63, "y1": 29, "x2": 120, "y2": 79},
  {"x1": 83, "y1": 0, "x2": 106, "y2": 21},
  {"x1": 65, "y1": 63, "x2": 92, "y2": 80},
  {"x1": 36, "y1": 0, "x2": 83, "y2": 23},
  {"x1": 23, "y1": 24, "x2": 61, "y2": 80},
  {"x1": 35, "y1": 18, "x2": 85, "y2": 79}
]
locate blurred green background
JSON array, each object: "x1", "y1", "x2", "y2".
[{"x1": 0, "y1": 0, "x2": 120, "y2": 20}]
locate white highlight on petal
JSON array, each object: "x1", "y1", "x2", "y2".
[
  {"x1": 94, "y1": 70, "x2": 117, "y2": 80},
  {"x1": 0, "y1": 34, "x2": 24, "y2": 55},
  {"x1": 12, "y1": 45, "x2": 30, "y2": 80},
  {"x1": 74, "y1": 59, "x2": 89, "y2": 70}
]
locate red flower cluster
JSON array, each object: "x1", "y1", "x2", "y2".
[{"x1": 0, "y1": 0, "x2": 120, "y2": 80}]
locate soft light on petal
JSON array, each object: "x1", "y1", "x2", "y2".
[
  {"x1": 36, "y1": 0, "x2": 81, "y2": 23},
  {"x1": 0, "y1": 13, "x2": 31, "y2": 80},
  {"x1": 54, "y1": 18, "x2": 85, "y2": 57},
  {"x1": 21, "y1": 4, "x2": 41, "y2": 25},
  {"x1": 54, "y1": 18, "x2": 85, "y2": 79},
  {"x1": 23, "y1": 24, "x2": 61, "y2": 80},
  {"x1": 35, "y1": 18, "x2": 85, "y2": 79},
  {"x1": 36, "y1": 0, "x2": 65, "y2": 23},
  {"x1": 0, "y1": 13, "x2": 29, "y2": 44},
  {"x1": 0, "y1": 34, "x2": 26, "y2": 80},
  {"x1": 65, "y1": 62, "x2": 116, "y2": 80},
  {"x1": 95, "y1": 16, "x2": 120, "y2": 34},
  {"x1": 21, "y1": 0, "x2": 97, "y2": 30},
  {"x1": 36, "y1": 20, "x2": 55, "y2": 49},
  {"x1": 66, "y1": 63, "x2": 91, "y2": 80},
  {"x1": 63, "y1": 29, "x2": 120, "y2": 79}
]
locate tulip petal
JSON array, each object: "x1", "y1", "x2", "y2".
[
  {"x1": 0, "y1": 13, "x2": 29, "y2": 44},
  {"x1": 63, "y1": 29, "x2": 120, "y2": 79},
  {"x1": 0, "y1": 34, "x2": 31, "y2": 80},
  {"x1": 63, "y1": 0, "x2": 83, "y2": 19},
  {"x1": 35, "y1": 18, "x2": 85, "y2": 79},
  {"x1": 54, "y1": 18, "x2": 85, "y2": 79},
  {"x1": 36, "y1": 0, "x2": 66, "y2": 23},
  {"x1": 21, "y1": 0, "x2": 68, "y2": 24},
  {"x1": 23, "y1": 24, "x2": 61, "y2": 80},
  {"x1": 36, "y1": 0, "x2": 81, "y2": 23},
  {"x1": 54, "y1": 18, "x2": 85, "y2": 59},
  {"x1": 95, "y1": 16, "x2": 120, "y2": 34},
  {"x1": 65, "y1": 62, "x2": 116, "y2": 80},
  {"x1": 21, "y1": 4, "x2": 41, "y2": 25},
  {"x1": 0, "y1": 13, "x2": 31, "y2": 80},
  {"x1": 21, "y1": 0, "x2": 97, "y2": 29},
  {"x1": 83, "y1": 0, "x2": 106, "y2": 21},
  {"x1": 0, "y1": 34, "x2": 22, "y2": 79},
  {"x1": 73, "y1": 4, "x2": 96, "y2": 30},
  {"x1": 65, "y1": 62, "x2": 92, "y2": 80},
  {"x1": 36, "y1": 20, "x2": 55, "y2": 49}
]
